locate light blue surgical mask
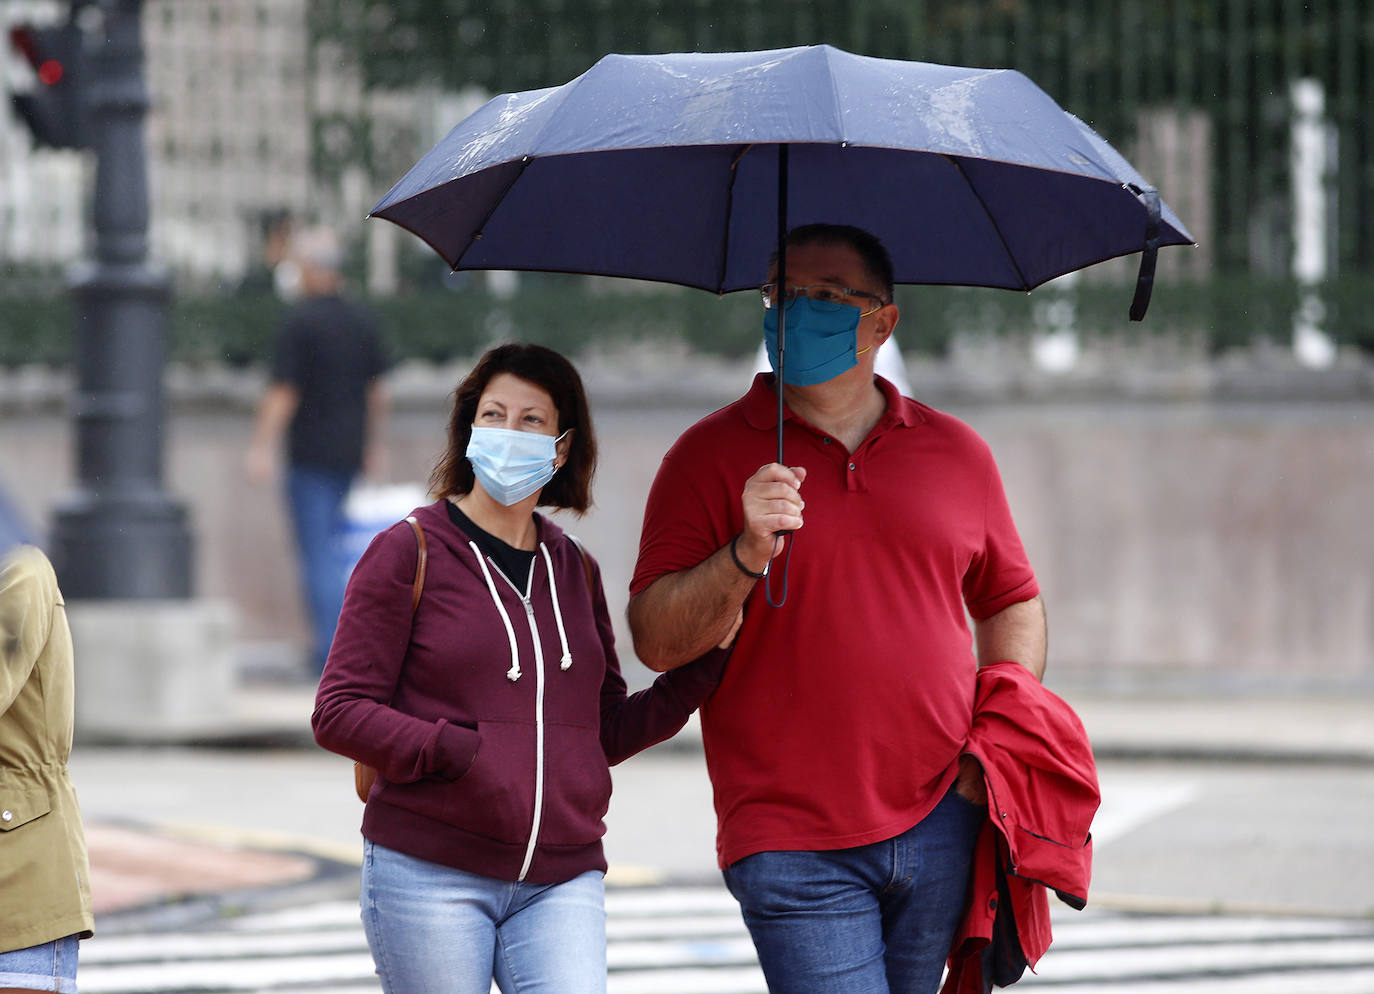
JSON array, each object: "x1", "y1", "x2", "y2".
[
  {"x1": 466, "y1": 426, "x2": 570, "y2": 506},
  {"x1": 763, "y1": 297, "x2": 869, "y2": 386}
]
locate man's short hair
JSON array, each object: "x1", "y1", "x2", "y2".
[
  {"x1": 773, "y1": 224, "x2": 895, "y2": 303},
  {"x1": 291, "y1": 225, "x2": 342, "y2": 273}
]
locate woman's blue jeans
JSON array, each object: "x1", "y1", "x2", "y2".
[
  {"x1": 284, "y1": 465, "x2": 352, "y2": 673},
  {"x1": 360, "y1": 840, "x2": 607, "y2": 994},
  {"x1": 722, "y1": 787, "x2": 985, "y2": 994},
  {"x1": 0, "y1": 934, "x2": 80, "y2": 993}
]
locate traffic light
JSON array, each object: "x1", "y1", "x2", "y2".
[{"x1": 8, "y1": 21, "x2": 88, "y2": 149}]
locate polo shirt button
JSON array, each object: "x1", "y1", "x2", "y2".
[
  {"x1": 848, "y1": 462, "x2": 856, "y2": 471},
  {"x1": 823, "y1": 437, "x2": 831, "y2": 444}
]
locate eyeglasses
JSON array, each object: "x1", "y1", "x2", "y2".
[{"x1": 760, "y1": 283, "x2": 888, "y2": 314}]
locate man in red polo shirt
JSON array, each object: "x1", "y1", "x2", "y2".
[{"x1": 628, "y1": 224, "x2": 1046, "y2": 993}]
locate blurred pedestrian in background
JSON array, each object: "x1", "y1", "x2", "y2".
[
  {"x1": 0, "y1": 544, "x2": 94, "y2": 994},
  {"x1": 246, "y1": 225, "x2": 392, "y2": 676},
  {"x1": 313, "y1": 343, "x2": 726, "y2": 994},
  {"x1": 234, "y1": 208, "x2": 294, "y2": 297}
]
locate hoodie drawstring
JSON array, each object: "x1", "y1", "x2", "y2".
[
  {"x1": 470, "y1": 541, "x2": 522, "y2": 681},
  {"x1": 470, "y1": 540, "x2": 575, "y2": 679},
  {"x1": 539, "y1": 544, "x2": 574, "y2": 671}
]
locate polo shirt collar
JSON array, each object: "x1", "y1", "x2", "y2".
[{"x1": 740, "y1": 372, "x2": 927, "y2": 433}]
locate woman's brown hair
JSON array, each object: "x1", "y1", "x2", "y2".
[{"x1": 429, "y1": 343, "x2": 597, "y2": 513}]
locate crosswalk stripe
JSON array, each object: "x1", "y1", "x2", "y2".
[
  {"x1": 219, "y1": 900, "x2": 363, "y2": 932},
  {"x1": 82, "y1": 929, "x2": 366, "y2": 964},
  {"x1": 606, "y1": 913, "x2": 748, "y2": 939},
  {"x1": 1023, "y1": 968, "x2": 1374, "y2": 994},
  {"x1": 77, "y1": 887, "x2": 1374, "y2": 994},
  {"x1": 608, "y1": 966, "x2": 767, "y2": 994},
  {"x1": 605, "y1": 888, "x2": 742, "y2": 915},
  {"x1": 79, "y1": 953, "x2": 380, "y2": 994},
  {"x1": 608, "y1": 936, "x2": 760, "y2": 969},
  {"x1": 1046, "y1": 912, "x2": 1374, "y2": 948},
  {"x1": 1028, "y1": 937, "x2": 1374, "y2": 982}
]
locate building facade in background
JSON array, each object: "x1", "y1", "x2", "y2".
[
  {"x1": 143, "y1": 0, "x2": 312, "y2": 284},
  {"x1": 1, "y1": 0, "x2": 437, "y2": 291},
  {"x1": 5, "y1": 1, "x2": 1372, "y2": 359}
]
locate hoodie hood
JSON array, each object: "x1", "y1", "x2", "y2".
[{"x1": 408, "y1": 501, "x2": 578, "y2": 682}]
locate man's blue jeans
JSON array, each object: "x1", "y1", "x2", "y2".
[
  {"x1": 722, "y1": 786, "x2": 985, "y2": 994},
  {"x1": 360, "y1": 841, "x2": 607, "y2": 994},
  {"x1": 285, "y1": 465, "x2": 353, "y2": 673}
]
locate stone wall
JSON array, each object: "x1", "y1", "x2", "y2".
[{"x1": 3, "y1": 357, "x2": 1372, "y2": 692}]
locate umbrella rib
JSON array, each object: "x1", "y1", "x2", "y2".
[
  {"x1": 453, "y1": 157, "x2": 536, "y2": 271},
  {"x1": 942, "y1": 155, "x2": 1031, "y2": 292},
  {"x1": 716, "y1": 145, "x2": 753, "y2": 294}
]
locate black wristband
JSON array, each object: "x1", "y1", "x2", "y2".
[{"x1": 729, "y1": 534, "x2": 767, "y2": 579}]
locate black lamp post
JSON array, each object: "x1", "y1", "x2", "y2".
[{"x1": 50, "y1": 0, "x2": 192, "y2": 599}]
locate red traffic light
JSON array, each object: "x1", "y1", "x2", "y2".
[
  {"x1": 10, "y1": 26, "x2": 67, "y2": 85},
  {"x1": 38, "y1": 59, "x2": 65, "y2": 86},
  {"x1": 7, "y1": 22, "x2": 87, "y2": 149}
]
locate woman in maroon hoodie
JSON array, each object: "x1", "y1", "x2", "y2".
[{"x1": 313, "y1": 343, "x2": 725, "y2": 994}]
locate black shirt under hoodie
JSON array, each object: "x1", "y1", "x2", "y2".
[{"x1": 446, "y1": 500, "x2": 535, "y2": 590}]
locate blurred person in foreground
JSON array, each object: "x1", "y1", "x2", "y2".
[
  {"x1": 628, "y1": 224, "x2": 1050, "y2": 992},
  {"x1": 313, "y1": 343, "x2": 726, "y2": 994},
  {"x1": 246, "y1": 224, "x2": 392, "y2": 675},
  {"x1": 0, "y1": 545, "x2": 93, "y2": 993}
]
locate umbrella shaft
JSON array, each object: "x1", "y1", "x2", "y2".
[{"x1": 776, "y1": 144, "x2": 788, "y2": 467}]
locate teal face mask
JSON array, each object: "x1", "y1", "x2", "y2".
[{"x1": 763, "y1": 297, "x2": 865, "y2": 386}]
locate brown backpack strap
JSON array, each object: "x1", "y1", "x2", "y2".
[
  {"x1": 567, "y1": 534, "x2": 595, "y2": 589},
  {"x1": 405, "y1": 515, "x2": 427, "y2": 613}
]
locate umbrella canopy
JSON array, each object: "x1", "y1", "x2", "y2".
[{"x1": 371, "y1": 44, "x2": 1192, "y2": 308}]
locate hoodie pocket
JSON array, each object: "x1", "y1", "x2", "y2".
[
  {"x1": 447, "y1": 718, "x2": 537, "y2": 844},
  {"x1": 384, "y1": 718, "x2": 536, "y2": 845},
  {"x1": 537, "y1": 720, "x2": 614, "y2": 847}
]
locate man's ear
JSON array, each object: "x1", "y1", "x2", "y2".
[{"x1": 873, "y1": 302, "x2": 899, "y2": 347}]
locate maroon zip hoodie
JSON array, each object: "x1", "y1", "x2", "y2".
[{"x1": 313, "y1": 499, "x2": 725, "y2": 883}]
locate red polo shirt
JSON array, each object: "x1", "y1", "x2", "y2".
[{"x1": 631, "y1": 374, "x2": 1039, "y2": 869}]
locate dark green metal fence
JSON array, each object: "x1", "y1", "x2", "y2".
[{"x1": 7, "y1": 3, "x2": 1374, "y2": 363}]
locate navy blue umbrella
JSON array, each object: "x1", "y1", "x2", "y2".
[
  {"x1": 373, "y1": 45, "x2": 1190, "y2": 297},
  {"x1": 372, "y1": 44, "x2": 1192, "y2": 464}
]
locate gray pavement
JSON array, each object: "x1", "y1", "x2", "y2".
[
  {"x1": 68, "y1": 677, "x2": 1374, "y2": 931},
  {"x1": 102, "y1": 676, "x2": 1374, "y2": 763}
]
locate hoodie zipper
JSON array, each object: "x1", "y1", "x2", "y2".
[
  {"x1": 474, "y1": 542, "x2": 575, "y2": 884},
  {"x1": 483, "y1": 553, "x2": 547, "y2": 884},
  {"x1": 516, "y1": 595, "x2": 547, "y2": 882}
]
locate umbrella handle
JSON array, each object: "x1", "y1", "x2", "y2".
[{"x1": 764, "y1": 533, "x2": 793, "y2": 609}]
